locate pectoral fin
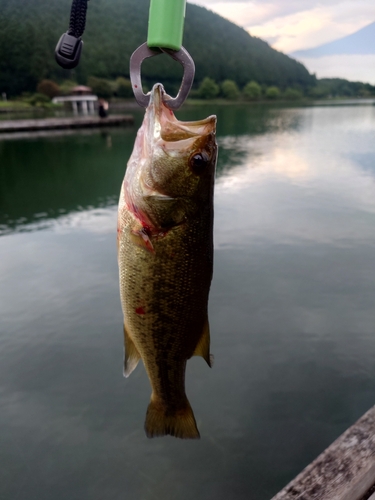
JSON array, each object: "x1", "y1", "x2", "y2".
[
  {"x1": 123, "y1": 323, "x2": 141, "y2": 377},
  {"x1": 130, "y1": 226, "x2": 155, "y2": 253},
  {"x1": 192, "y1": 317, "x2": 213, "y2": 367}
]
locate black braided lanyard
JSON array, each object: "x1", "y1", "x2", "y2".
[{"x1": 55, "y1": 0, "x2": 90, "y2": 69}]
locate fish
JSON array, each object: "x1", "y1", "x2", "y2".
[{"x1": 117, "y1": 83, "x2": 217, "y2": 439}]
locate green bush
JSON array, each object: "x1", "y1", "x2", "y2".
[
  {"x1": 266, "y1": 86, "x2": 280, "y2": 99},
  {"x1": 358, "y1": 88, "x2": 371, "y2": 97},
  {"x1": 198, "y1": 77, "x2": 219, "y2": 99},
  {"x1": 25, "y1": 93, "x2": 51, "y2": 106},
  {"x1": 284, "y1": 88, "x2": 303, "y2": 100},
  {"x1": 115, "y1": 77, "x2": 133, "y2": 98},
  {"x1": 221, "y1": 80, "x2": 240, "y2": 100},
  {"x1": 36, "y1": 79, "x2": 60, "y2": 98},
  {"x1": 243, "y1": 80, "x2": 262, "y2": 100},
  {"x1": 59, "y1": 80, "x2": 78, "y2": 95},
  {"x1": 87, "y1": 77, "x2": 113, "y2": 98},
  {"x1": 309, "y1": 85, "x2": 330, "y2": 98}
]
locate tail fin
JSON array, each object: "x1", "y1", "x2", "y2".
[{"x1": 144, "y1": 397, "x2": 200, "y2": 439}]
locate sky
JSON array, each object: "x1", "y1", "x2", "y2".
[{"x1": 189, "y1": 0, "x2": 375, "y2": 83}]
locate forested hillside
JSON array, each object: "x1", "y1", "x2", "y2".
[{"x1": 0, "y1": 0, "x2": 316, "y2": 96}]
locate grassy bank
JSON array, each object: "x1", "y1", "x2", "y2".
[{"x1": 0, "y1": 101, "x2": 32, "y2": 111}]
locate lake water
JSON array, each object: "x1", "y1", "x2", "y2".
[{"x1": 1, "y1": 102, "x2": 375, "y2": 499}]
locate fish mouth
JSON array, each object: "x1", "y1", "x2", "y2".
[{"x1": 148, "y1": 84, "x2": 216, "y2": 143}]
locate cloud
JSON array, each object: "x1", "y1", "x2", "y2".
[
  {"x1": 189, "y1": 0, "x2": 375, "y2": 52},
  {"x1": 249, "y1": 7, "x2": 332, "y2": 53},
  {"x1": 189, "y1": 0, "x2": 375, "y2": 81},
  {"x1": 192, "y1": 0, "x2": 344, "y2": 25}
]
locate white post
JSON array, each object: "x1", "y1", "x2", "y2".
[
  {"x1": 82, "y1": 100, "x2": 88, "y2": 115},
  {"x1": 89, "y1": 101, "x2": 95, "y2": 114},
  {"x1": 72, "y1": 101, "x2": 78, "y2": 115}
]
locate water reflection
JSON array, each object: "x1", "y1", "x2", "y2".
[
  {"x1": 0, "y1": 105, "x2": 305, "y2": 234},
  {"x1": 0, "y1": 129, "x2": 136, "y2": 233},
  {"x1": 1, "y1": 103, "x2": 375, "y2": 499}
]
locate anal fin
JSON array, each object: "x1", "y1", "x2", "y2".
[
  {"x1": 123, "y1": 323, "x2": 141, "y2": 377},
  {"x1": 192, "y1": 316, "x2": 213, "y2": 367}
]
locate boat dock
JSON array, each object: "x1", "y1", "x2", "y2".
[
  {"x1": 271, "y1": 405, "x2": 375, "y2": 500},
  {"x1": 0, "y1": 115, "x2": 134, "y2": 133}
]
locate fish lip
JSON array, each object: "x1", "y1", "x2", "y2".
[
  {"x1": 149, "y1": 83, "x2": 165, "y2": 109},
  {"x1": 148, "y1": 83, "x2": 166, "y2": 139},
  {"x1": 147, "y1": 84, "x2": 217, "y2": 141}
]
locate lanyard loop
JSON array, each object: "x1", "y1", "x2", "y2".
[{"x1": 55, "y1": 0, "x2": 90, "y2": 69}]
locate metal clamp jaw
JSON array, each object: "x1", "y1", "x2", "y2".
[{"x1": 129, "y1": 43, "x2": 195, "y2": 110}]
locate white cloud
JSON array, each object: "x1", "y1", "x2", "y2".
[
  {"x1": 249, "y1": 7, "x2": 332, "y2": 53},
  {"x1": 189, "y1": 0, "x2": 375, "y2": 51},
  {"x1": 189, "y1": 0, "x2": 375, "y2": 81}
]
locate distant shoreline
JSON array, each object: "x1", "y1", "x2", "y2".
[{"x1": 1, "y1": 96, "x2": 374, "y2": 115}]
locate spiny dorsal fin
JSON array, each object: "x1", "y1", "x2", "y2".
[
  {"x1": 192, "y1": 316, "x2": 213, "y2": 367},
  {"x1": 123, "y1": 323, "x2": 141, "y2": 378}
]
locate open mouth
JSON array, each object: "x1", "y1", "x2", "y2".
[{"x1": 149, "y1": 84, "x2": 216, "y2": 143}]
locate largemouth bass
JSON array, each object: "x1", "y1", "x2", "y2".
[{"x1": 117, "y1": 83, "x2": 217, "y2": 439}]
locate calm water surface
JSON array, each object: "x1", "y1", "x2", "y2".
[{"x1": 1, "y1": 103, "x2": 375, "y2": 499}]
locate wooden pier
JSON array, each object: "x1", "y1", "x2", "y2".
[
  {"x1": 271, "y1": 405, "x2": 375, "y2": 500},
  {"x1": 0, "y1": 115, "x2": 134, "y2": 133}
]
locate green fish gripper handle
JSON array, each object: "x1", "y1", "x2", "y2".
[{"x1": 147, "y1": 0, "x2": 186, "y2": 51}]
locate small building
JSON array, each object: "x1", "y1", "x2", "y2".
[
  {"x1": 52, "y1": 86, "x2": 98, "y2": 115},
  {"x1": 70, "y1": 85, "x2": 93, "y2": 96}
]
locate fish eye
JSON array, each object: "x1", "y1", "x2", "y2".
[{"x1": 189, "y1": 152, "x2": 209, "y2": 174}]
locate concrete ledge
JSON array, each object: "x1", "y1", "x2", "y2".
[
  {"x1": 0, "y1": 115, "x2": 133, "y2": 133},
  {"x1": 271, "y1": 406, "x2": 375, "y2": 500}
]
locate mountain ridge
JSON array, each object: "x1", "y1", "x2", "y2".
[
  {"x1": 0, "y1": 0, "x2": 315, "y2": 96},
  {"x1": 291, "y1": 21, "x2": 375, "y2": 58}
]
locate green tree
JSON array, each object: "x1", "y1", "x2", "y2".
[
  {"x1": 7, "y1": 0, "x2": 375, "y2": 98},
  {"x1": 309, "y1": 84, "x2": 330, "y2": 98},
  {"x1": 221, "y1": 79, "x2": 240, "y2": 100},
  {"x1": 59, "y1": 80, "x2": 78, "y2": 95},
  {"x1": 266, "y1": 86, "x2": 280, "y2": 99},
  {"x1": 87, "y1": 77, "x2": 113, "y2": 98},
  {"x1": 283, "y1": 88, "x2": 303, "y2": 100},
  {"x1": 26, "y1": 93, "x2": 51, "y2": 106},
  {"x1": 36, "y1": 79, "x2": 60, "y2": 98},
  {"x1": 198, "y1": 77, "x2": 219, "y2": 99},
  {"x1": 115, "y1": 77, "x2": 133, "y2": 98},
  {"x1": 243, "y1": 80, "x2": 261, "y2": 100},
  {"x1": 358, "y1": 88, "x2": 371, "y2": 97}
]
